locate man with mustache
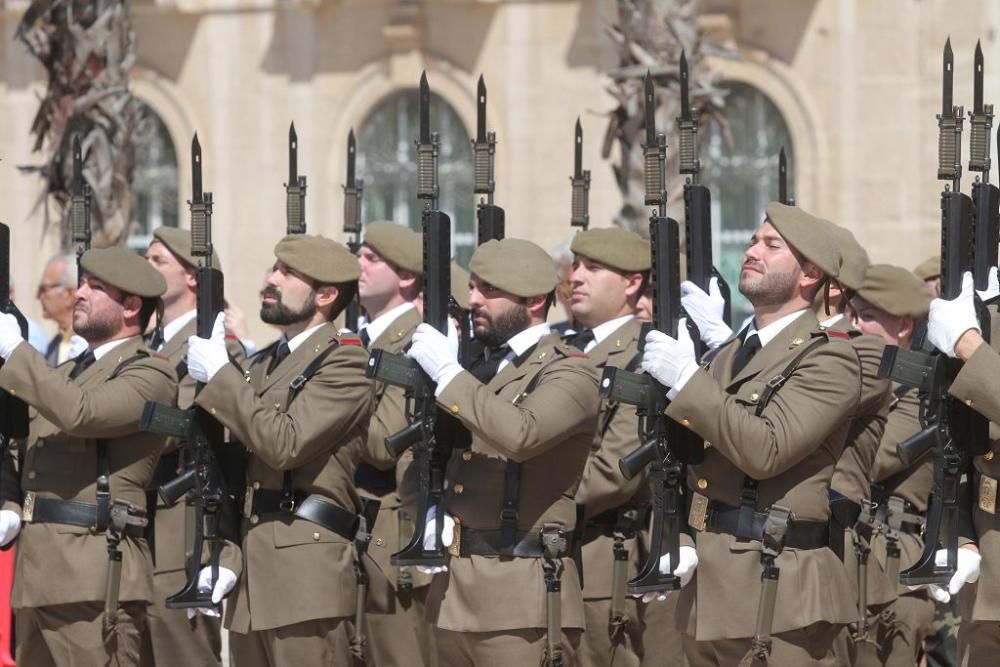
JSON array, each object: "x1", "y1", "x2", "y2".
[
  {"x1": 0, "y1": 247, "x2": 177, "y2": 666},
  {"x1": 182, "y1": 234, "x2": 376, "y2": 666},
  {"x1": 143, "y1": 227, "x2": 246, "y2": 667},
  {"x1": 639, "y1": 203, "x2": 869, "y2": 665},
  {"x1": 402, "y1": 237, "x2": 600, "y2": 665}
]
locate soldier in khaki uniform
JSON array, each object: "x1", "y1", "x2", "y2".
[
  {"x1": 353, "y1": 221, "x2": 437, "y2": 666},
  {"x1": 640, "y1": 203, "x2": 878, "y2": 665},
  {"x1": 566, "y1": 227, "x2": 685, "y2": 667},
  {"x1": 143, "y1": 226, "x2": 247, "y2": 667},
  {"x1": 402, "y1": 238, "x2": 600, "y2": 665},
  {"x1": 182, "y1": 234, "x2": 376, "y2": 666},
  {"x1": 846, "y1": 264, "x2": 936, "y2": 665},
  {"x1": 0, "y1": 247, "x2": 177, "y2": 666}
]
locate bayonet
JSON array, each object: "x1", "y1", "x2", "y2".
[
  {"x1": 677, "y1": 51, "x2": 699, "y2": 178},
  {"x1": 472, "y1": 75, "x2": 496, "y2": 203},
  {"x1": 778, "y1": 147, "x2": 794, "y2": 205},
  {"x1": 343, "y1": 128, "x2": 364, "y2": 330},
  {"x1": 70, "y1": 134, "x2": 91, "y2": 283},
  {"x1": 416, "y1": 71, "x2": 438, "y2": 204},
  {"x1": 192, "y1": 134, "x2": 203, "y2": 203},
  {"x1": 938, "y1": 38, "x2": 963, "y2": 186},
  {"x1": 969, "y1": 41, "x2": 993, "y2": 175},
  {"x1": 570, "y1": 117, "x2": 591, "y2": 230},
  {"x1": 285, "y1": 123, "x2": 307, "y2": 234},
  {"x1": 419, "y1": 72, "x2": 431, "y2": 146},
  {"x1": 643, "y1": 70, "x2": 667, "y2": 211}
]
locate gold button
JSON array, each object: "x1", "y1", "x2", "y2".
[
  {"x1": 462, "y1": 451, "x2": 472, "y2": 461},
  {"x1": 791, "y1": 337, "x2": 803, "y2": 346},
  {"x1": 697, "y1": 478, "x2": 708, "y2": 490},
  {"x1": 249, "y1": 514, "x2": 259, "y2": 525},
  {"x1": 538, "y1": 352, "x2": 547, "y2": 359},
  {"x1": 275, "y1": 403, "x2": 281, "y2": 409},
  {"x1": 681, "y1": 418, "x2": 691, "y2": 426},
  {"x1": 27, "y1": 471, "x2": 35, "y2": 480},
  {"x1": 8, "y1": 389, "x2": 14, "y2": 396},
  {"x1": 966, "y1": 399, "x2": 974, "y2": 407},
  {"x1": 453, "y1": 516, "x2": 461, "y2": 525},
  {"x1": 454, "y1": 483, "x2": 464, "y2": 494},
  {"x1": 615, "y1": 339, "x2": 622, "y2": 348},
  {"x1": 985, "y1": 451, "x2": 995, "y2": 462},
  {"x1": 375, "y1": 537, "x2": 385, "y2": 546},
  {"x1": 749, "y1": 393, "x2": 759, "y2": 402},
  {"x1": 252, "y1": 481, "x2": 261, "y2": 490},
  {"x1": 210, "y1": 407, "x2": 217, "y2": 415},
  {"x1": 315, "y1": 345, "x2": 321, "y2": 352},
  {"x1": 312, "y1": 532, "x2": 320, "y2": 541},
  {"x1": 450, "y1": 405, "x2": 460, "y2": 414}
]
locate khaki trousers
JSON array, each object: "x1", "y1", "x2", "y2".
[
  {"x1": 229, "y1": 617, "x2": 352, "y2": 667},
  {"x1": 639, "y1": 596, "x2": 687, "y2": 667},
  {"x1": 681, "y1": 622, "x2": 845, "y2": 666},
  {"x1": 580, "y1": 597, "x2": 642, "y2": 667},
  {"x1": 146, "y1": 569, "x2": 222, "y2": 666},
  {"x1": 958, "y1": 618, "x2": 1000, "y2": 667},
  {"x1": 16, "y1": 601, "x2": 148, "y2": 667},
  {"x1": 435, "y1": 627, "x2": 581, "y2": 667},
  {"x1": 364, "y1": 585, "x2": 437, "y2": 667}
]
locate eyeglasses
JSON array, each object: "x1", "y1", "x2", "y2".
[{"x1": 36, "y1": 283, "x2": 65, "y2": 295}]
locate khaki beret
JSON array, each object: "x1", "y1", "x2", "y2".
[
  {"x1": 80, "y1": 247, "x2": 166, "y2": 298},
  {"x1": 470, "y1": 238, "x2": 558, "y2": 298},
  {"x1": 856, "y1": 263, "x2": 932, "y2": 318},
  {"x1": 274, "y1": 234, "x2": 360, "y2": 284},
  {"x1": 362, "y1": 221, "x2": 422, "y2": 274},
  {"x1": 831, "y1": 225, "x2": 870, "y2": 291},
  {"x1": 451, "y1": 262, "x2": 471, "y2": 311},
  {"x1": 570, "y1": 227, "x2": 651, "y2": 272},
  {"x1": 152, "y1": 226, "x2": 221, "y2": 269},
  {"x1": 913, "y1": 256, "x2": 941, "y2": 281},
  {"x1": 765, "y1": 202, "x2": 841, "y2": 273}
]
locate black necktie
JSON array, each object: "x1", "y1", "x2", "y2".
[
  {"x1": 730, "y1": 333, "x2": 762, "y2": 377},
  {"x1": 359, "y1": 328, "x2": 372, "y2": 348},
  {"x1": 267, "y1": 341, "x2": 291, "y2": 375},
  {"x1": 571, "y1": 329, "x2": 595, "y2": 351},
  {"x1": 68, "y1": 349, "x2": 96, "y2": 380},
  {"x1": 469, "y1": 344, "x2": 510, "y2": 383},
  {"x1": 148, "y1": 328, "x2": 164, "y2": 352}
]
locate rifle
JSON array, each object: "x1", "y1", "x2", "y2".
[
  {"x1": 285, "y1": 123, "x2": 307, "y2": 235},
  {"x1": 71, "y1": 134, "x2": 91, "y2": 285},
  {"x1": 600, "y1": 71, "x2": 705, "y2": 595},
  {"x1": 778, "y1": 147, "x2": 794, "y2": 206},
  {"x1": 365, "y1": 72, "x2": 452, "y2": 567},
  {"x1": 678, "y1": 50, "x2": 732, "y2": 355},
  {"x1": 570, "y1": 117, "x2": 591, "y2": 231},
  {"x1": 343, "y1": 128, "x2": 365, "y2": 331},
  {"x1": 879, "y1": 38, "x2": 990, "y2": 585},
  {"x1": 140, "y1": 134, "x2": 235, "y2": 607},
  {"x1": 474, "y1": 75, "x2": 504, "y2": 244}
]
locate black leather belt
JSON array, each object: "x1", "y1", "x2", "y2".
[
  {"x1": 702, "y1": 500, "x2": 829, "y2": 550},
  {"x1": 23, "y1": 494, "x2": 143, "y2": 537},
  {"x1": 830, "y1": 495, "x2": 861, "y2": 530},
  {"x1": 354, "y1": 462, "x2": 397, "y2": 495},
  {"x1": 459, "y1": 527, "x2": 574, "y2": 558},
  {"x1": 248, "y1": 489, "x2": 359, "y2": 541}
]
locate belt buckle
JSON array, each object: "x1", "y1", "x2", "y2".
[
  {"x1": 979, "y1": 474, "x2": 997, "y2": 515},
  {"x1": 22, "y1": 491, "x2": 35, "y2": 523},
  {"x1": 279, "y1": 495, "x2": 297, "y2": 513},
  {"x1": 243, "y1": 486, "x2": 254, "y2": 518}
]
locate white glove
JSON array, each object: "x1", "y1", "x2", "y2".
[
  {"x1": 407, "y1": 322, "x2": 462, "y2": 391},
  {"x1": 641, "y1": 319, "x2": 699, "y2": 398},
  {"x1": 187, "y1": 313, "x2": 229, "y2": 383},
  {"x1": 0, "y1": 313, "x2": 25, "y2": 361},
  {"x1": 927, "y1": 272, "x2": 980, "y2": 358},
  {"x1": 925, "y1": 547, "x2": 981, "y2": 604},
  {"x1": 641, "y1": 545, "x2": 699, "y2": 603},
  {"x1": 185, "y1": 565, "x2": 238, "y2": 619},
  {"x1": 976, "y1": 266, "x2": 1000, "y2": 303},
  {"x1": 416, "y1": 505, "x2": 455, "y2": 575},
  {"x1": 681, "y1": 278, "x2": 732, "y2": 350},
  {"x1": 0, "y1": 510, "x2": 22, "y2": 547}
]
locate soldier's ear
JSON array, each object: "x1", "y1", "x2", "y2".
[{"x1": 898, "y1": 316, "x2": 915, "y2": 342}]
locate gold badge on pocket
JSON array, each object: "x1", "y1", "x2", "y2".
[
  {"x1": 688, "y1": 492, "x2": 709, "y2": 532},
  {"x1": 979, "y1": 475, "x2": 997, "y2": 515}
]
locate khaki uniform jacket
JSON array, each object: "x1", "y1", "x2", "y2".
[
  {"x1": 0, "y1": 337, "x2": 176, "y2": 609},
  {"x1": 946, "y1": 325, "x2": 1000, "y2": 621},
  {"x1": 869, "y1": 385, "x2": 933, "y2": 597},
  {"x1": 574, "y1": 318, "x2": 647, "y2": 600},
  {"x1": 424, "y1": 332, "x2": 600, "y2": 633},
  {"x1": 152, "y1": 318, "x2": 245, "y2": 574},
  {"x1": 665, "y1": 311, "x2": 865, "y2": 640},
  {"x1": 194, "y1": 322, "x2": 376, "y2": 632}
]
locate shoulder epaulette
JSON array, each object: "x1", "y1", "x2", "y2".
[
  {"x1": 339, "y1": 336, "x2": 362, "y2": 346},
  {"x1": 150, "y1": 351, "x2": 169, "y2": 361},
  {"x1": 827, "y1": 330, "x2": 851, "y2": 340},
  {"x1": 224, "y1": 334, "x2": 240, "y2": 341}
]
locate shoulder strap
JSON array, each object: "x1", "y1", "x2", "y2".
[
  {"x1": 753, "y1": 337, "x2": 829, "y2": 417},
  {"x1": 285, "y1": 340, "x2": 341, "y2": 407}
]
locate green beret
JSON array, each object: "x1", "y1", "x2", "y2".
[
  {"x1": 470, "y1": 238, "x2": 558, "y2": 298},
  {"x1": 765, "y1": 202, "x2": 840, "y2": 274},
  {"x1": 274, "y1": 234, "x2": 360, "y2": 284},
  {"x1": 570, "y1": 227, "x2": 651, "y2": 272},
  {"x1": 362, "y1": 221, "x2": 422, "y2": 274},
  {"x1": 451, "y1": 262, "x2": 471, "y2": 311},
  {"x1": 80, "y1": 247, "x2": 166, "y2": 298},
  {"x1": 152, "y1": 226, "x2": 221, "y2": 269},
  {"x1": 913, "y1": 256, "x2": 941, "y2": 281},
  {"x1": 831, "y1": 225, "x2": 870, "y2": 291},
  {"x1": 856, "y1": 263, "x2": 932, "y2": 318}
]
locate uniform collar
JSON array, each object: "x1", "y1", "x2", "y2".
[
  {"x1": 362, "y1": 302, "x2": 416, "y2": 344},
  {"x1": 284, "y1": 322, "x2": 326, "y2": 354},
  {"x1": 588, "y1": 314, "x2": 633, "y2": 351},
  {"x1": 744, "y1": 308, "x2": 808, "y2": 348},
  {"x1": 161, "y1": 309, "x2": 196, "y2": 347},
  {"x1": 92, "y1": 336, "x2": 134, "y2": 361}
]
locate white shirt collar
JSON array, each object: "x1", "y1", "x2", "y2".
[
  {"x1": 588, "y1": 315, "x2": 634, "y2": 352},
  {"x1": 92, "y1": 336, "x2": 133, "y2": 361},
  {"x1": 161, "y1": 309, "x2": 197, "y2": 347},
  {"x1": 495, "y1": 322, "x2": 552, "y2": 374},
  {"x1": 820, "y1": 313, "x2": 844, "y2": 329},
  {"x1": 285, "y1": 323, "x2": 326, "y2": 353},
  {"x1": 361, "y1": 303, "x2": 416, "y2": 344},
  {"x1": 744, "y1": 309, "x2": 808, "y2": 348}
]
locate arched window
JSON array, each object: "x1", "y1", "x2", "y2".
[
  {"x1": 127, "y1": 103, "x2": 179, "y2": 250},
  {"x1": 356, "y1": 90, "x2": 475, "y2": 266},
  {"x1": 701, "y1": 82, "x2": 795, "y2": 324}
]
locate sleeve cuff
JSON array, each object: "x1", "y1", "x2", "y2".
[
  {"x1": 666, "y1": 360, "x2": 700, "y2": 400},
  {"x1": 433, "y1": 364, "x2": 465, "y2": 396}
]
